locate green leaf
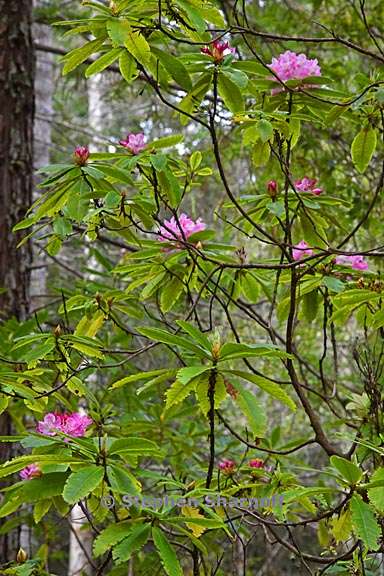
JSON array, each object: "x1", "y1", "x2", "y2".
[
  {"x1": 227, "y1": 370, "x2": 296, "y2": 411},
  {"x1": 370, "y1": 308, "x2": 384, "y2": 329},
  {"x1": 256, "y1": 119, "x2": 273, "y2": 143},
  {"x1": 107, "y1": 465, "x2": 141, "y2": 495},
  {"x1": 350, "y1": 494, "x2": 380, "y2": 550},
  {"x1": 62, "y1": 38, "x2": 105, "y2": 75},
  {"x1": 218, "y1": 72, "x2": 244, "y2": 113},
  {"x1": 0, "y1": 495, "x2": 23, "y2": 518},
  {"x1": 302, "y1": 290, "x2": 319, "y2": 322},
  {"x1": 173, "y1": 367, "x2": 208, "y2": 388},
  {"x1": 151, "y1": 134, "x2": 184, "y2": 149},
  {"x1": 137, "y1": 327, "x2": 210, "y2": 358},
  {"x1": 46, "y1": 236, "x2": 62, "y2": 257},
  {"x1": 152, "y1": 526, "x2": 183, "y2": 576},
  {"x1": 119, "y1": 49, "x2": 138, "y2": 83},
  {"x1": 151, "y1": 47, "x2": 192, "y2": 91},
  {"x1": 22, "y1": 473, "x2": 68, "y2": 503},
  {"x1": 252, "y1": 141, "x2": 270, "y2": 167},
  {"x1": 240, "y1": 273, "x2": 260, "y2": 303},
  {"x1": 0, "y1": 396, "x2": 9, "y2": 415},
  {"x1": 331, "y1": 509, "x2": 352, "y2": 544},
  {"x1": 330, "y1": 456, "x2": 363, "y2": 485},
  {"x1": 165, "y1": 379, "x2": 196, "y2": 410},
  {"x1": 351, "y1": 127, "x2": 377, "y2": 173},
  {"x1": 367, "y1": 468, "x2": 384, "y2": 512},
  {"x1": 219, "y1": 342, "x2": 289, "y2": 361},
  {"x1": 177, "y1": 0, "x2": 206, "y2": 32},
  {"x1": 93, "y1": 521, "x2": 133, "y2": 557},
  {"x1": 109, "y1": 437, "x2": 160, "y2": 456},
  {"x1": 235, "y1": 383, "x2": 267, "y2": 437},
  {"x1": 85, "y1": 47, "x2": 122, "y2": 77},
  {"x1": 112, "y1": 523, "x2": 150, "y2": 564},
  {"x1": 111, "y1": 369, "x2": 171, "y2": 389},
  {"x1": 160, "y1": 277, "x2": 184, "y2": 313},
  {"x1": 195, "y1": 373, "x2": 227, "y2": 415},
  {"x1": 33, "y1": 499, "x2": 52, "y2": 523},
  {"x1": 63, "y1": 466, "x2": 104, "y2": 504},
  {"x1": 323, "y1": 276, "x2": 345, "y2": 293},
  {"x1": 175, "y1": 320, "x2": 212, "y2": 351}
]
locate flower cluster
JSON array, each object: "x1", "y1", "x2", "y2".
[
  {"x1": 201, "y1": 40, "x2": 235, "y2": 63},
  {"x1": 292, "y1": 240, "x2": 313, "y2": 261},
  {"x1": 36, "y1": 412, "x2": 93, "y2": 438},
  {"x1": 218, "y1": 459, "x2": 236, "y2": 474},
  {"x1": 158, "y1": 213, "x2": 206, "y2": 242},
  {"x1": 19, "y1": 464, "x2": 41, "y2": 481},
  {"x1": 269, "y1": 50, "x2": 321, "y2": 83},
  {"x1": 119, "y1": 133, "x2": 146, "y2": 154},
  {"x1": 295, "y1": 177, "x2": 323, "y2": 195},
  {"x1": 335, "y1": 254, "x2": 368, "y2": 271},
  {"x1": 74, "y1": 146, "x2": 90, "y2": 166}
]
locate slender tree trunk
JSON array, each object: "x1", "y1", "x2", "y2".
[
  {"x1": 0, "y1": 0, "x2": 35, "y2": 565},
  {"x1": 31, "y1": 12, "x2": 54, "y2": 309}
]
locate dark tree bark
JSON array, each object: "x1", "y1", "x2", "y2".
[
  {"x1": 0, "y1": 0, "x2": 34, "y2": 321},
  {"x1": 0, "y1": 0, "x2": 34, "y2": 564}
]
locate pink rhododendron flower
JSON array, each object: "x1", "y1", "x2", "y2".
[
  {"x1": 292, "y1": 240, "x2": 313, "y2": 261},
  {"x1": 158, "y1": 213, "x2": 206, "y2": 242},
  {"x1": 335, "y1": 255, "x2": 368, "y2": 271},
  {"x1": 63, "y1": 412, "x2": 93, "y2": 437},
  {"x1": 119, "y1": 133, "x2": 146, "y2": 154},
  {"x1": 218, "y1": 459, "x2": 235, "y2": 474},
  {"x1": 36, "y1": 412, "x2": 92, "y2": 439},
  {"x1": 269, "y1": 51, "x2": 321, "y2": 82},
  {"x1": 19, "y1": 464, "x2": 41, "y2": 481},
  {"x1": 269, "y1": 51, "x2": 321, "y2": 94},
  {"x1": 294, "y1": 177, "x2": 323, "y2": 195},
  {"x1": 74, "y1": 146, "x2": 90, "y2": 166},
  {"x1": 249, "y1": 458, "x2": 264, "y2": 469},
  {"x1": 201, "y1": 40, "x2": 235, "y2": 63}
]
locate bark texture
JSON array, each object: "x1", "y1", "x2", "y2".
[
  {"x1": 0, "y1": 0, "x2": 34, "y2": 564},
  {"x1": 0, "y1": 0, "x2": 34, "y2": 321}
]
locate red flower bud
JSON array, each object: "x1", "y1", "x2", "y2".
[
  {"x1": 267, "y1": 180, "x2": 278, "y2": 197},
  {"x1": 74, "y1": 146, "x2": 90, "y2": 166},
  {"x1": 249, "y1": 458, "x2": 264, "y2": 469},
  {"x1": 218, "y1": 459, "x2": 235, "y2": 474}
]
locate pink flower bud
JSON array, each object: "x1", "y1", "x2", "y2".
[
  {"x1": 19, "y1": 464, "x2": 41, "y2": 480},
  {"x1": 249, "y1": 458, "x2": 264, "y2": 469},
  {"x1": 74, "y1": 146, "x2": 90, "y2": 166},
  {"x1": 267, "y1": 180, "x2": 278, "y2": 197},
  {"x1": 218, "y1": 459, "x2": 235, "y2": 474},
  {"x1": 201, "y1": 40, "x2": 235, "y2": 63}
]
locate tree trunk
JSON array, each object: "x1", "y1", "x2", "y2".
[
  {"x1": 0, "y1": 0, "x2": 34, "y2": 564},
  {"x1": 31, "y1": 13, "x2": 54, "y2": 310},
  {"x1": 0, "y1": 0, "x2": 34, "y2": 321}
]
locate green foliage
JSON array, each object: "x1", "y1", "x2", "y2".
[{"x1": 2, "y1": 0, "x2": 384, "y2": 574}]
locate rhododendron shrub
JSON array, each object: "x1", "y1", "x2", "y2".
[{"x1": 1, "y1": 1, "x2": 384, "y2": 575}]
